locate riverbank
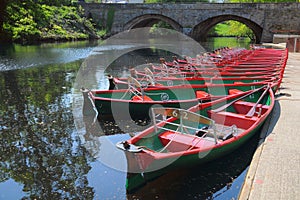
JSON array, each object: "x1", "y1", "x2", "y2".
[{"x1": 239, "y1": 52, "x2": 300, "y2": 199}]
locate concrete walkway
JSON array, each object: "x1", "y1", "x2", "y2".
[{"x1": 239, "y1": 52, "x2": 300, "y2": 200}]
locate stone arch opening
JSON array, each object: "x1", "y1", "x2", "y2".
[
  {"x1": 191, "y1": 15, "x2": 263, "y2": 44},
  {"x1": 124, "y1": 14, "x2": 183, "y2": 32}
]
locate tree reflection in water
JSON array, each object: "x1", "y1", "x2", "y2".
[{"x1": 0, "y1": 62, "x2": 95, "y2": 199}]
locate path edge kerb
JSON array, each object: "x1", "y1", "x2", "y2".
[{"x1": 238, "y1": 105, "x2": 276, "y2": 200}]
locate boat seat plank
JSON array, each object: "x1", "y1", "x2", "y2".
[
  {"x1": 195, "y1": 91, "x2": 209, "y2": 99},
  {"x1": 228, "y1": 89, "x2": 244, "y2": 95},
  {"x1": 208, "y1": 110, "x2": 257, "y2": 130},
  {"x1": 159, "y1": 131, "x2": 215, "y2": 152},
  {"x1": 233, "y1": 101, "x2": 269, "y2": 115}
]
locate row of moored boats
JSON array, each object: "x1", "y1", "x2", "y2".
[{"x1": 81, "y1": 46, "x2": 288, "y2": 192}]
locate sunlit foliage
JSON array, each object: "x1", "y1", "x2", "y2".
[
  {"x1": 1, "y1": 1, "x2": 98, "y2": 43},
  {"x1": 209, "y1": 20, "x2": 255, "y2": 41}
]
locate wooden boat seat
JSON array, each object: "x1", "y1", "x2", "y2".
[
  {"x1": 131, "y1": 95, "x2": 153, "y2": 101},
  {"x1": 208, "y1": 99, "x2": 270, "y2": 130},
  {"x1": 195, "y1": 91, "x2": 209, "y2": 99},
  {"x1": 234, "y1": 81, "x2": 244, "y2": 84},
  {"x1": 208, "y1": 110, "x2": 258, "y2": 130},
  {"x1": 159, "y1": 131, "x2": 215, "y2": 152},
  {"x1": 233, "y1": 101, "x2": 269, "y2": 116},
  {"x1": 228, "y1": 89, "x2": 244, "y2": 95}
]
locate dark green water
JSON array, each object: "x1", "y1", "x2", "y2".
[{"x1": 0, "y1": 38, "x2": 257, "y2": 200}]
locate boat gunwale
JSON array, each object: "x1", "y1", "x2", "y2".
[{"x1": 113, "y1": 76, "x2": 278, "y2": 86}]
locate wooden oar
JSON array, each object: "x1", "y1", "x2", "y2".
[
  {"x1": 211, "y1": 85, "x2": 268, "y2": 113},
  {"x1": 245, "y1": 84, "x2": 271, "y2": 118}
]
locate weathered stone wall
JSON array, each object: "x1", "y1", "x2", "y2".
[{"x1": 80, "y1": 3, "x2": 300, "y2": 43}]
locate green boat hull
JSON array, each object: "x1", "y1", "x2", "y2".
[
  {"x1": 115, "y1": 77, "x2": 275, "y2": 90},
  {"x1": 91, "y1": 82, "x2": 276, "y2": 120}
]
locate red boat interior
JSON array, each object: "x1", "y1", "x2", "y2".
[
  {"x1": 156, "y1": 100, "x2": 270, "y2": 153},
  {"x1": 159, "y1": 131, "x2": 215, "y2": 152},
  {"x1": 208, "y1": 101, "x2": 270, "y2": 130}
]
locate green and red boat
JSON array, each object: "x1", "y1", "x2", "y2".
[
  {"x1": 112, "y1": 73, "x2": 278, "y2": 90},
  {"x1": 85, "y1": 77, "x2": 277, "y2": 120},
  {"x1": 116, "y1": 85, "x2": 275, "y2": 191},
  {"x1": 133, "y1": 65, "x2": 284, "y2": 78}
]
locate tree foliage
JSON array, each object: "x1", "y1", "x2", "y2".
[
  {"x1": 145, "y1": 0, "x2": 209, "y2": 2},
  {"x1": 0, "y1": 0, "x2": 99, "y2": 44},
  {"x1": 209, "y1": 20, "x2": 255, "y2": 41}
]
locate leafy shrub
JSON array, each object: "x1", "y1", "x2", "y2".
[{"x1": 3, "y1": 2, "x2": 100, "y2": 43}]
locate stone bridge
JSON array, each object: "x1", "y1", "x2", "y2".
[{"x1": 80, "y1": 2, "x2": 300, "y2": 43}]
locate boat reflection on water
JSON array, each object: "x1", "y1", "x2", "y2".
[
  {"x1": 126, "y1": 131, "x2": 260, "y2": 199},
  {"x1": 81, "y1": 87, "x2": 151, "y2": 133},
  {"x1": 80, "y1": 90, "x2": 151, "y2": 158}
]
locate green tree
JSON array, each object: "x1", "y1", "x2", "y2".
[
  {"x1": 209, "y1": 20, "x2": 255, "y2": 41},
  {"x1": 1, "y1": 0, "x2": 99, "y2": 43},
  {"x1": 36, "y1": 0, "x2": 72, "y2": 6},
  {"x1": 227, "y1": 21, "x2": 255, "y2": 41},
  {"x1": 0, "y1": 0, "x2": 12, "y2": 42},
  {"x1": 145, "y1": 0, "x2": 210, "y2": 2}
]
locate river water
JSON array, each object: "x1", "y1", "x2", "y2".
[{"x1": 0, "y1": 37, "x2": 259, "y2": 200}]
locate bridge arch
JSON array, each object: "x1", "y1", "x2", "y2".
[
  {"x1": 191, "y1": 15, "x2": 263, "y2": 44},
  {"x1": 124, "y1": 14, "x2": 183, "y2": 32}
]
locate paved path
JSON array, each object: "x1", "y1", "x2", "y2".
[{"x1": 239, "y1": 52, "x2": 300, "y2": 200}]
